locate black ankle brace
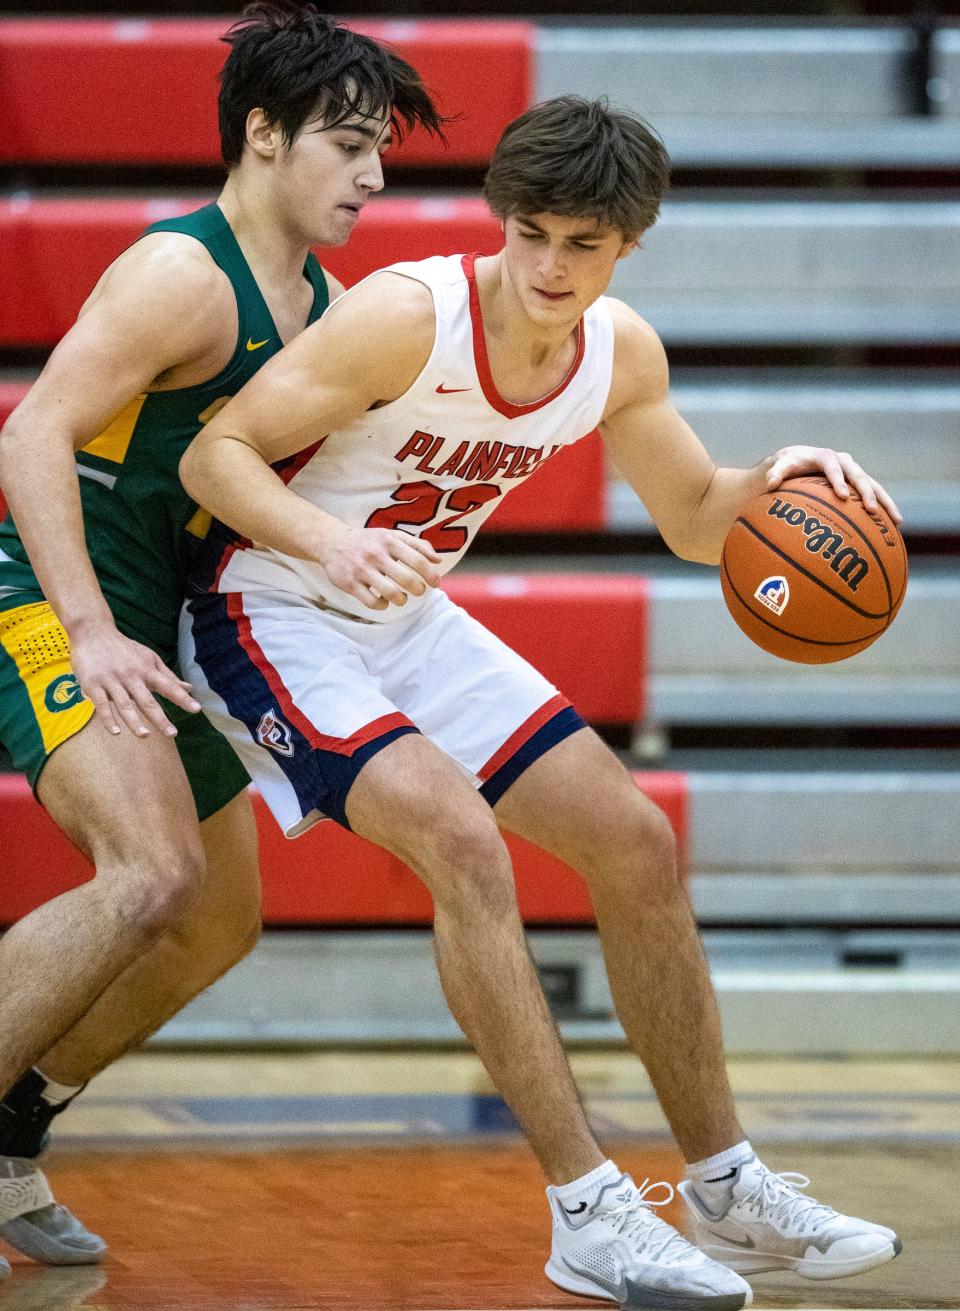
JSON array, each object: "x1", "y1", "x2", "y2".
[{"x1": 0, "y1": 1070, "x2": 82, "y2": 1158}]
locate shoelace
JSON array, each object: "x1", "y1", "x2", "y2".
[
  {"x1": 598, "y1": 1179, "x2": 696, "y2": 1264},
  {"x1": 740, "y1": 1169, "x2": 838, "y2": 1235}
]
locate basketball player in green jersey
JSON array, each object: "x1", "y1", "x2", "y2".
[{"x1": 0, "y1": 3, "x2": 442, "y2": 1272}]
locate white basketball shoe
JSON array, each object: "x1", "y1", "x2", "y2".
[
  {"x1": 0, "y1": 1253, "x2": 10, "y2": 1279},
  {"x1": 0, "y1": 1157, "x2": 107, "y2": 1266},
  {"x1": 678, "y1": 1155, "x2": 900, "y2": 1281},
  {"x1": 546, "y1": 1173, "x2": 753, "y2": 1309}
]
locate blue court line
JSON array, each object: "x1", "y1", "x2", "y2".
[{"x1": 57, "y1": 1090, "x2": 960, "y2": 1146}]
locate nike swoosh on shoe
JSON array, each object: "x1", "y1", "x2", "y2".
[{"x1": 706, "y1": 1229, "x2": 756, "y2": 1249}]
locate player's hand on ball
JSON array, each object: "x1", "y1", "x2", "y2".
[
  {"x1": 765, "y1": 445, "x2": 902, "y2": 525},
  {"x1": 318, "y1": 525, "x2": 442, "y2": 610},
  {"x1": 70, "y1": 621, "x2": 201, "y2": 738}
]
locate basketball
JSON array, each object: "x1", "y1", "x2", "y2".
[{"x1": 720, "y1": 475, "x2": 908, "y2": 664}]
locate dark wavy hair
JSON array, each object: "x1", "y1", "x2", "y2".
[
  {"x1": 219, "y1": 3, "x2": 446, "y2": 167},
  {"x1": 484, "y1": 96, "x2": 670, "y2": 240}
]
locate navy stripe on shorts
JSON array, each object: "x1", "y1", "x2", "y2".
[{"x1": 186, "y1": 594, "x2": 417, "y2": 829}]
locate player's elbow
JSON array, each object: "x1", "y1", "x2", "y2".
[
  {"x1": 675, "y1": 540, "x2": 722, "y2": 566},
  {"x1": 178, "y1": 440, "x2": 206, "y2": 502},
  {"x1": 661, "y1": 525, "x2": 722, "y2": 566},
  {"x1": 0, "y1": 409, "x2": 45, "y2": 488}
]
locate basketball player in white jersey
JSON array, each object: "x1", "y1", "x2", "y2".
[{"x1": 179, "y1": 97, "x2": 902, "y2": 1310}]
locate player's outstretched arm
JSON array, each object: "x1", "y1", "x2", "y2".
[
  {"x1": 180, "y1": 273, "x2": 442, "y2": 612},
  {"x1": 0, "y1": 236, "x2": 227, "y2": 735},
  {"x1": 599, "y1": 303, "x2": 901, "y2": 565}
]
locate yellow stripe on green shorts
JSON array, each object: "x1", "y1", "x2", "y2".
[{"x1": 0, "y1": 602, "x2": 94, "y2": 755}]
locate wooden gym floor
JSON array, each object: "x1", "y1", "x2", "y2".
[{"x1": 1, "y1": 1051, "x2": 957, "y2": 1310}]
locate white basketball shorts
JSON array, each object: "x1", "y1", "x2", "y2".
[{"x1": 179, "y1": 586, "x2": 584, "y2": 836}]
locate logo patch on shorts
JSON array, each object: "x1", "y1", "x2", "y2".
[
  {"x1": 44, "y1": 673, "x2": 85, "y2": 713},
  {"x1": 256, "y1": 709, "x2": 294, "y2": 757},
  {"x1": 754, "y1": 575, "x2": 790, "y2": 615}
]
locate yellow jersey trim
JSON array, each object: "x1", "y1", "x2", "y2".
[{"x1": 80, "y1": 393, "x2": 148, "y2": 464}]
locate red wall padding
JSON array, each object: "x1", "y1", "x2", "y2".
[
  {"x1": 0, "y1": 770, "x2": 687, "y2": 927},
  {"x1": 0, "y1": 196, "x2": 503, "y2": 347},
  {"x1": 489, "y1": 431, "x2": 605, "y2": 533},
  {"x1": 0, "y1": 19, "x2": 533, "y2": 167},
  {"x1": 443, "y1": 573, "x2": 647, "y2": 725}
]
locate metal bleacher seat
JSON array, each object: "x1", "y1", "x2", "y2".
[
  {"x1": 535, "y1": 24, "x2": 960, "y2": 169},
  {"x1": 611, "y1": 371, "x2": 960, "y2": 535},
  {"x1": 645, "y1": 570, "x2": 960, "y2": 731},
  {"x1": 610, "y1": 198, "x2": 960, "y2": 347}
]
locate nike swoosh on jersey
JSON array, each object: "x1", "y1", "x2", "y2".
[
  {"x1": 435, "y1": 384, "x2": 472, "y2": 394},
  {"x1": 246, "y1": 338, "x2": 270, "y2": 351}
]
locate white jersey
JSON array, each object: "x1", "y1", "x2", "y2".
[{"x1": 198, "y1": 253, "x2": 615, "y2": 622}]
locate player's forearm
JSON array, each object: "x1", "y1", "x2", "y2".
[
  {"x1": 680, "y1": 459, "x2": 774, "y2": 565},
  {"x1": 0, "y1": 417, "x2": 114, "y2": 635},
  {"x1": 180, "y1": 435, "x2": 346, "y2": 565}
]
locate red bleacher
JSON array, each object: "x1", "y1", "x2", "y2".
[
  {"x1": 488, "y1": 432, "x2": 605, "y2": 533},
  {"x1": 0, "y1": 770, "x2": 687, "y2": 928},
  {"x1": 0, "y1": 385, "x2": 603, "y2": 532},
  {"x1": 443, "y1": 574, "x2": 647, "y2": 725},
  {"x1": 0, "y1": 19, "x2": 533, "y2": 168},
  {"x1": 0, "y1": 196, "x2": 503, "y2": 347}
]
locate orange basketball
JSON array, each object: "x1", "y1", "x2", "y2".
[{"x1": 720, "y1": 475, "x2": 908, "y2": 664}]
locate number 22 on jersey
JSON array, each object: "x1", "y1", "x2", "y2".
[{"x1": 365, "y1": 480, "x2": 501, "y2": 552}]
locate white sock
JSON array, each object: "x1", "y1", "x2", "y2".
[
  {"x1": 686, "y1": 1140, "x2": 755, "y2": 1211},
  {"x1": 553, "y1": 1159, "x2": 622, "y2": 1214},
  {"x1": 34, "y1": 1069, "x2": 83, "y2": 1106}
]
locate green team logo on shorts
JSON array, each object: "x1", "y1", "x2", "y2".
[{"x1": 44, "y1": 673, "x2": 86, "y2": 713}]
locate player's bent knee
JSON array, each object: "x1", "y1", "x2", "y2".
[
  {"x1": 107, "y1": 847, "x2": 208, "y2": 943},
  {"x1": 579, "y1": 800, "x2": 679, "y2": 896},
  {"x1": 418, "y1": 816, "x2": 515, "y2": 916}
]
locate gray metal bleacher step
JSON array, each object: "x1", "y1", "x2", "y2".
[
  {"x1": 648, "y1": 121, "x2": 960, "y2": 171},
  {"x1": 152, "y1": 928, "x2": 960, "y2": 1055},
  {"x1": 609, "y1": 198, "x2": 960, "y2": 346},
  {"x1": 536, "y1": 28, "x2": 960, "y2": 342},
  {"x1": 646, "y1": 571, "x2": 960, "y2": 727},
  {"x1": 536, "y1": 25, "x2": 960, "y2": 166},
  {"x1": 613, "y1": 371, "x2": 960, "y2": 536},
  {"x1": 688, "y1": 772, "x2": 960, "y2": 922}
]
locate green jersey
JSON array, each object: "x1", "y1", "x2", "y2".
[{"x1": 0, "y1": 202, "x2": 330, "y2": 662}]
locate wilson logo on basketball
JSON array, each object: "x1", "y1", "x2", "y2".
[{"x1": 767, "y1": 499, "x2": 869, "y2": 593}]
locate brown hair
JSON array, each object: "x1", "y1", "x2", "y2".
[
  {"x1": 219, "y1": 3, "x2": 446, "y2": 167},
  {"x1": 483, "y1": 96, "x2": 670, "y2": 240}
]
